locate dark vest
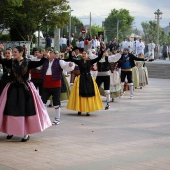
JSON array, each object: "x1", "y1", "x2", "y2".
[
  {"x1": 42, "y1": 59, "x2": 62, "y2": 80},
  {"x1": 97, "y1": 56, "x2": 110, "y2": 72}
]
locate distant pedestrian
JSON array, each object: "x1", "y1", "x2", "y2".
[
  {"x1": 46, "y1": 35, "x2": 52, "y2": 48},
  {"x1": 60, "y1": 34, "x2": 67, "y2": 52}
]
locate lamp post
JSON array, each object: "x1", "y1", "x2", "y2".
[
  {"x1": 69, "y1": 9, "x2": 74, "y2": 45},
  {"x1": 38, "y1": 23, "x2": 41, "y2": 47},
  {"x1": 116, "y1": 19, "x2": 121, "y2": 41},
  {"x1": 116, "y1": 19, "x2": 120, "y2": 41},
  {"x1": 44, "y1": 15, "x2": 50, "y2": 48},
  {"x1": 154, "y1": 9, "x2": 163, "y2": 47}
]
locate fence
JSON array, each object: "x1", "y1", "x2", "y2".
[{"x1": 0, "y1": 41, "x2": 31, "y2": 55}]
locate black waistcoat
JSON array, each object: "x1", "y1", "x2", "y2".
[{"x1": 97, "y1": 56, "x2": 110, "y2": 72}]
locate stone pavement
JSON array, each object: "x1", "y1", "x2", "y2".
[{"x1": 0, "y1": 78, "x2": 170, "y2": 170}]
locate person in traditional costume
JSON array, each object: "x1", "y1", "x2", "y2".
[
  {"x1": 69, "y1": 47, "x2": 81, "y2": 87},
  {"x1": 67, "y1": 48, "x2": 104, "y2": 116},
  {"x1": 0, "y1": 46, "x2": 51, "y2": 142},
  {"x1": 109, "y1": 62, "x2": 121, "y2": 101},
  {"x1": 89, "y1": 48, "x2": 98, "y2": 79},
  {"x1": 96, "y1": 46, "x2": 122, "y2": 110},
  {"x1": 132, "y1": 64, "x2": 139, "y2": 89},
  {"x1": 0, "y1": 48, "x2": 12, "y2": 95},
  {"x1": 118, "y1": 48, "x2": 148, "y2": 99},
  {"x1": 30, "y1": 48, "x2": 43, "y2": 96},
  {"x1": 41, "y1": 49, "x2": 75, "y2": 125},
  {"x1": 98, "y1": 51, "x2": 121, "y2": 102},
  {"x1": 136, "y1": 53, "x2": 149, "y2": 88}
]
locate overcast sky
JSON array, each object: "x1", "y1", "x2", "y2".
[{"x1": 69, "y1": 0, "x2": 170, "y2": 30}]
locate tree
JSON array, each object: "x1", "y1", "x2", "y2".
[
  {"x1": 61, "y1": 16, "x2": 84, "y2": 39},
  {"x1": 141, "y1": 21, "x2": 170, "y2": 45},
  {"x1": 0, "y1": 0, "x2": 23, "y2": 31},
  {"x1": 87, "y1": 25, "x2": 104, "y2": 37},
  {"x1": 104, "y1": 9, "x2": 134, "y2": 41},
  {"x1": 0, "y1": 0, "x2": 69, "y2": 41}
]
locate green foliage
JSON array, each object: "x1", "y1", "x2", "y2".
[
  {"x1": 6, "y1": 0, "x2": 23, "y2": 6},
  {"x1": 87, "y1": 25, "x2": 104, "y2": 37},
  {"x1": 0, "y1": 34, "x2": 11, "y2": 41},
  {"x1": 71, "y1": 38, "x2": 77, "y2": 48},
  {"x1": 62, "y1": 16, "x2": 84, "y2": 39},
  {"x1": 141, "y1": 21, "x2": 170, "y2": 45},
  {"x1": 32, "y1": 34, "x2": 37, "y2": 44},
  {"x1": 104, "y1": 9, "x2": 134, "y2": 41},
  {"x1": 0, "y1": 0, "x2": 69, "y2": 41}
]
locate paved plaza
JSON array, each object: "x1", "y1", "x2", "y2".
[{"x1": 0, "y1": 78, "x2": 170, "y2": 170}]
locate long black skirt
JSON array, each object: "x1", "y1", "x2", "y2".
[
  {"x1": 4, "y1": 82, "x2": 36, "y2": 117},
  {"x1": 79, "y1": 73, "x2": 95, "y2": 97}
]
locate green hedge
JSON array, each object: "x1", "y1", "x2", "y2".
[{"x1": 0, "y1": 34, "x2": 11, "y2": 41}]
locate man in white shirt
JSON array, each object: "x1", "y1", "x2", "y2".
[
  {"x1": 126, "y1": 38, "x2": 133, "y2": 53},
  {"x1": 136, "y1": 39, "x2": 145, "y2": 55},
  {"x1": 41, "y1": 49, "x2": 75, "y2": 125},
  {"x1": 132, "y1": 37, "x2": 138, "y2": 55},
  {"x1": 148, "y1": 40, "x2": 155, "y2": 61},
  {"x1": 120, "y1": 38, "x2": 128, "y2": 51},
  {"x1": 91, "y1": 36, "x2": 98, "y2": 49},
  {"x1": 96, "y1": 51, "x2": 122, "y2": 110},
  {"x1": 60, "y1": 34, "x2": 67, "y2": 51}
]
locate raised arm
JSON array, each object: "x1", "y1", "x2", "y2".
[
  {"x1": 66, "y1": 51, "x2": 80, "y2": 65},
  {"x1": 0, "y1": 58, "x2": 12, "y2": 68},
  {"x1": 133, "y1": 56, "x2": 147, "y2": 61},
  {"x1": 89, "y1": 49, "x2": 97, "y2": 60},
  {"x1": 59, "y1": 60, "x2": 75, "y2": 72},
  {"x1": 28, "y1": 57, "x2": 46, "y2": 69},
  {"x1": 91, "y1": 50, "x2": 104, "y2": 65},
  {"x1": 108, "y1": 53, "x2": 121, "y2": 63}
]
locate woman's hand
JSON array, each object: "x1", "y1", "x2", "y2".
[
  {"x1": 42, "y1": 49, "x2": 50, "y2": 58},
  {"x1": 72, "y1": 51, "x2": 76, "y2": 56},
  {"x1": 0, "y1": 44, "x2": 4, "y2": 50},
  {"x1": 69, "y1": 62, "x2": 73, "y2": 67}
]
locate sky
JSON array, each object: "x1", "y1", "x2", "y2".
[{"x1": 69, "y1": 0, "x2": 170, "y2": 30}]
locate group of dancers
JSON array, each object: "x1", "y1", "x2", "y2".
[{"x1": 0, "y1": 42, "x2": 149, "y2": 142}]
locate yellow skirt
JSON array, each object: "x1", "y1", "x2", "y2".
[{"x1": 67, "y1": 75, "x2": 104, "y2": 112}]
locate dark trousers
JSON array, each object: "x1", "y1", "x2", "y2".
[
  {"x1": 42, "y1": 87, "x2": 61, "y2": 106},
  {"x1": 96, "y1": 76, "x2": 110, "y2": 90},
  {"x1": 121, "y1": 71, "x2": 133, "y2": 83},
  {"x1": 31, "y1": 78, "x2": 43, "y2": 96}
]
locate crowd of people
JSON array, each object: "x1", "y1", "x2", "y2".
[{"x1": 0, "y1": 35, "x2": 151, "y2": 142}]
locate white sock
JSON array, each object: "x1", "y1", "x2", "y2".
[
  {"x1": 105, "y1": 90, "x2": 110, "y2": 103},
  {"x1": 54, "y1": 106, "x2": 60, "y2": 120},
  {"x1": 129, "y1": 83, "x2": 134, "y2": 96},
  {"x1": 24, "y1": 135, "x2": 29, "y2": 139}
]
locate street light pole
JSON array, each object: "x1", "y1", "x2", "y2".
[
  {"x1": 116, "y1": 19, "x2": 120, "y2": 41},
  {"x1": 154, "y1": 9, "x2": 163, "y2": 47},
  {"x1": 38, "y1": 23, "x2": 41, "y2": 47},
  {"x1": 69, "y1": 9, "x2": 73, "y2": 45}
]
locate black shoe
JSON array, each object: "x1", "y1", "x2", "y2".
[
  {"x1": 48, "y1": 104, "x2": 53, "y2": 107},
  {"x1": 86, "y1": 113, "x2": 90, "y2": 116},
  {"x1": 105, "y1": 103, "x2": 110, "y2": 110},
  {"x1": 21, "y1": 135, "x2": 30, "y2": 142},
  {"x1": 6, "y1": 135, "x2": 13, "y2": 140},
  {"x1": 78, "y1": 112, "x2": 81, "y2": 115}
]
